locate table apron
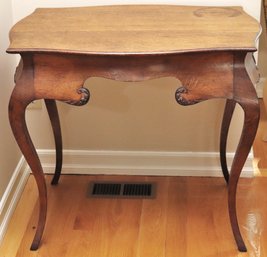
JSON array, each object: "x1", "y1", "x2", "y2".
[{"x1": 22, "y1": 52, "x2": 237, "y2": 105}]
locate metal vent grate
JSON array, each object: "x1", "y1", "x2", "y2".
[
  {"x1": 92, "y1": 183, "x2": 121, "y2": 196},
  {"x1": 123, "y1": 183, "x2": 152, "y2": 196},
  {"x1": 89, "y1": 182, "x2": 155, "y2": 198}
]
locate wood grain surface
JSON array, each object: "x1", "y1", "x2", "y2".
[
  {"x1": 1, "y1": 171, "x2": 267, "y2": 256},
  {"x1": 6, "y1": 4, "x2": 262, "y2": 253},
  {"x1": 7, "y1": 5, "x2": 260, "y2": 54}
]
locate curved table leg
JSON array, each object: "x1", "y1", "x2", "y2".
[
  {"x1": 44, "y1": 99, "x2": 63, "y2": 185},
  {"x1": 228, "y1": 100, "x2": 259, "y2": 252},
  {"x1": 228, "y1": 53, "x2": 260, "y2": 252},
  {"x1": 9, "y1": 87, "x2": 47, "y2": 251},
  {"x1": 220, "y1": 99, "x2": 236, "y2": 184}
]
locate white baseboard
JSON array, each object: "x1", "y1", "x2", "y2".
[
  {"x1": 0, "y1": 157, "x2": 30, "y2": 243},
  {"x1": 37, "y1": 149, "x2": 254, "y2": 177},
  {"x1": 0, "y1": 149, "x2": 254, "y2": 243}
]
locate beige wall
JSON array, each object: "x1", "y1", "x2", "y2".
[
  {"x1": 258, "y1": 2, "x2": 267, "y2": 79},
  {"x1": 0, "y1": 1, "x2": 21, "y2": 199},
  {"x1": 259, "y1": 2, "x2": 267, "y2": 117},
  {"x1": 0, "y1": 0, "x2": 261, "y2": 200},
  {"x1": 26, "y1": 78, "x2": 243, "y2": 153},
  {"x1": 258, "y1": 3, "x2": 267, "y2": 135}
]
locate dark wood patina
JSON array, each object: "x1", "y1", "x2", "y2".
[{"x1": 7, "y1": 5, "x2": 261, "y2": 252}]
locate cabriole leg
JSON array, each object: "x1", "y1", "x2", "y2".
[
  {"x1": 9, "y1": 56, "x2": 47, "y2": 250},
  {"x1": 228, "y1": 52, "x2": 260, "y2": 252},
  {"x1": 44, "y1": 99, "x2": 63, "y2": 185},
  {"x1": 9, "y1": 88, "x2": 47, "y2": 251},
  {"x1": 228, "y1": 100, "x2": 259, "y2": 252},
  {"x1": 220, "y1": 99, "x2": 236, "y2": 184}
]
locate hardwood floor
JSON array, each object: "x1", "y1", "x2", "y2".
[{"x1": 1, "y1": 102, "x2": 267, "y2": 257}]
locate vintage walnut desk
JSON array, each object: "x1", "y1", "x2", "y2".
[{"x1": 7, "y1": 5, "x2": 260, "y2": 252}]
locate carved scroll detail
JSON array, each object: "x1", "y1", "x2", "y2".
[
  {"x1": 175, "y1": 86, "x2": 199, "y2": 106},
  {"x1": 65, "y1": 87, "x2": 90, "y2": 106}
]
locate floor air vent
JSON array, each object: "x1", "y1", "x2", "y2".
[{"x1": 89, "y1": 182, "x2": 155, "y2": 198}]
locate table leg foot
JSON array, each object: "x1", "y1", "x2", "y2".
[
  {"x1": 220, "y1": 99, "x2": 236, "y2": 184},
  {"x1": 44, "y1": 99, "x2": 63, "y2": 185},
  {"x1": 30, "y1": 243, "x2": 39, "y2": 251},
  {"x1": 238, "y1": 244, "x2": 247, "y2": 252}
]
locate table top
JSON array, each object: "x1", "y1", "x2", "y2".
[{"x1": 7, "y1": 5, "x2": 260, "y2": 55}]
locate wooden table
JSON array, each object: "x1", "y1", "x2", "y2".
[{"x1": 7, "y1": 5, "x2": 260, "y2": 252}]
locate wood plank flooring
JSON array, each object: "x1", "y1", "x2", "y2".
[{"x1": 1, "y1": 102, "x2": 267, "y2": 257}]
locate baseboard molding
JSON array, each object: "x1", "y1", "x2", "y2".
[
  {"x1": 0, "y1": 157, "x2": 30, "y2": 243},
  {"x1": 37, "y1": 149, "x2": 254, "y2": 177},
  {"x1": 0, "y1": 149, "x2": 254, "y2": 243}
]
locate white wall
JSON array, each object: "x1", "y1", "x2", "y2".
[
  {"x1": 1, "y1": 0, "x2": 262, "y2": 189},
  {"x1": 0, "y1": 2, "x2": 21, "y2": 199}
]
